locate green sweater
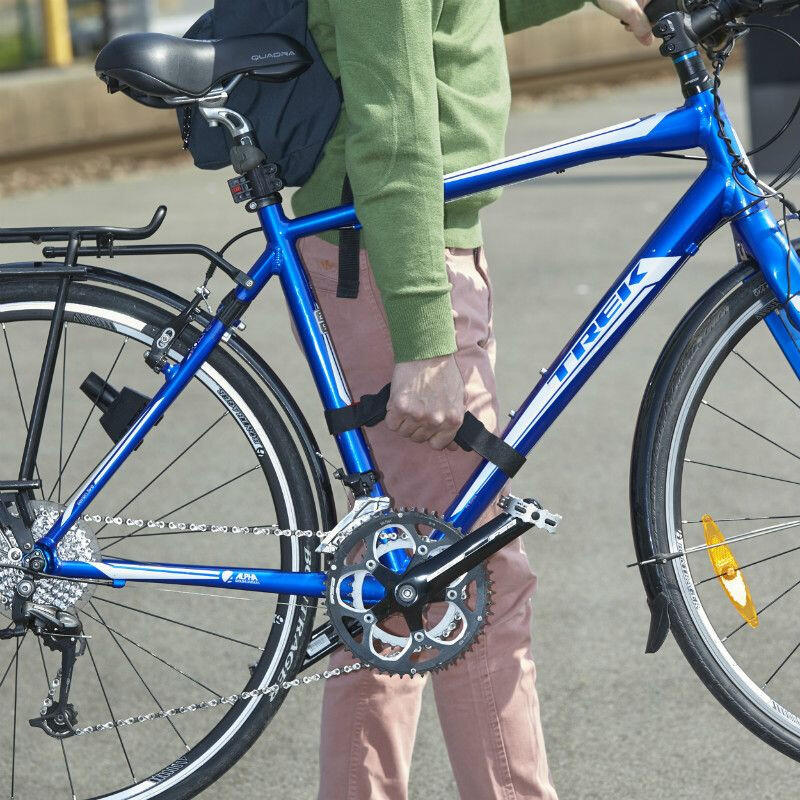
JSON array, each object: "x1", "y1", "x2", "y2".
[{"x1": 291, "y1": 0, "x2": 587, "y2": 362}]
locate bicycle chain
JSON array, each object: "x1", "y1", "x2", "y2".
[
  {"x1": 6, "y1": 512, "x2": 377, "y2": 736},
  {"x1": 73, "y1": 662, "x2": 366, "y2": 736},
  {"x1": 80, "y1": 513, "x2": 327, "y2": 539}
]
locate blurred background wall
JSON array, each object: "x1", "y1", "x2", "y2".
[{"x1": 0, "y1": 1, "x2": 670, "y2": 171}]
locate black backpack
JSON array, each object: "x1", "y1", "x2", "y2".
[{"x1": 179, "y1": 0, "x2": 342, "y2": 188}]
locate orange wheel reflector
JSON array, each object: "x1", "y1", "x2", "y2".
[{"x1": 702, "y1": 514, "x2": 758, "y2": 628}]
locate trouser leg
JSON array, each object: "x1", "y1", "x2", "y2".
[{"x1": 299, "y1": 237, "x2": 556, "y2": 800}]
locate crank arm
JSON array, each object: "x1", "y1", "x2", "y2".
[
  {"x1": 391, "y1": 511, "x2": 533, "y2": 606},
  {"x1": 302, "y1": 620, "x2": 361, "y2": 670}
]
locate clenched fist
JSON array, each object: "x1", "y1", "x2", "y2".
[{"x1": 385, "y1": 355, "x2": 465, "y2": 451}]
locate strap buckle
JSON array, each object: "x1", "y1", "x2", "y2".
[{"x1": 325, "y1": 384, "x2": 527, "y2": 479}]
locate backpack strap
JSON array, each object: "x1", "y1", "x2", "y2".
[
  {"x1": 325, "y1": 383, "x2": 526, "y2": 478},
  {"x1": 337, "y1": 173, "x2": 361, "y2": 298}
]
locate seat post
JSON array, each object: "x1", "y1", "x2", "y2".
[{"x1": 198, "y1": 103, "x2": 284, "y2": 209}]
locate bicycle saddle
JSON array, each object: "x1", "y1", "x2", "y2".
[{"x1": 95, "y1": 32, "x2": 312, "y2": 101}]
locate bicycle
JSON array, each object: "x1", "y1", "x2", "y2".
[{"x1": 3, "y1": 0, "x2": 800, "y2": 796}]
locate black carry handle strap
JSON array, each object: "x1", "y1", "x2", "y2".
[
  {"x1": 324, "y1": 383, "x2": 526, "y2": 478},
  {"x1": 324, "y1": 383, "x2": 391, "y2": 434},
  {"x1": 337, "y1": 173, "x2": 361, "y2": 298},
  {"x1": 452, "y1": 411, "x2": 526, "y2": 478}
]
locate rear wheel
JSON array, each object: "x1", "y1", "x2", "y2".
[
  {"x1": 0, "y1": 278, "x2": 319, "y2": 799},
  {"x1": 633, "y1": 271, "x2": 800, "y2": 760}
]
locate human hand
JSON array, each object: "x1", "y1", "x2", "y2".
[
  {"x1": 596, "y1": 0, "x2": 654, "y2": 45},
  {"x1": 385, "y1": 355, "x2": 465, "y2": 451}
]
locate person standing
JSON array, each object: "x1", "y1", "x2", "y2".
[{"x1": 291, "y1": 0, "x2": 653, "y2": 796}]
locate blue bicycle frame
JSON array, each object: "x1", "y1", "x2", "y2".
[{"x1": 36, "y1": 75, "x2": 800, "y2": 603}]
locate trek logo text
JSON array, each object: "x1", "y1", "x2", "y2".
[{"x1": 552, "y1": 256, "x2": 679, "y2": 384}]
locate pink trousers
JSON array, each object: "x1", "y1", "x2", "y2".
[{"x1": 298, "y1": 236, "x2": 557, "y2": 800}]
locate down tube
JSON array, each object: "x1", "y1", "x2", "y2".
[{"x1": 445, "y1": 166, "x2": 731, "y2": 532}]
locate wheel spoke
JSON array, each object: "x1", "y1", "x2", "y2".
[
  {"x1": 763, "y1": 636, "x2": 800, "y2": 687},
  {"x1": 9, "y1": 636, "x2": 23, "y2": 800},
  {"x1": 683, "y1": 514, "x2": 800, "y2": 524},
  {"x1": 722, "y1": 576, "x2": 800, "y2": 642},
  {"x1": 100, "y1": 465, "x2": 261, "y2": 552},
  {"x1": 48, "y1": 338, "x2": 127, "y2": 502},
  {"x1": 58, "y1": 323, "x2": 68, "y2": 505},
  {"x1": 733, "y1": 349, "x2": 800, "y2": 414},
  {"x1": 667, "y1": 519, "x2": 800, "y2": 564},
  {"x1": 90, "y1": 601, "x2": 189, "y2": 750},
  {"x1": 80, "y1": 607, "x2": 222, "y2": 696},
  {"x1": 684, "y1": 457, "x2": 800, "y2": 487},
  {"x1": 696, "y1": 543, "x2": 800, "y2": 587},
  {"x1": 701, "y1": 398, "x2": 800, "y2": 463},
  {"x1": 86, "y1": 640, "x2": 136, "y2": 780},
  {"x1": 122, "y1": 585, "x2": 318, "y2": 609},
  {"x1": 0, "y1": 635, "x2": 24, "y2": 693},
  {"x1": 95, "y1": 413, "x2": 228, "y2": 537},
  {"x1": 3, "y1": 322, "x2": 44, "y2": 498},
  {"x1": 92, "y1": 594, "x2": 264, "y2": 651}
]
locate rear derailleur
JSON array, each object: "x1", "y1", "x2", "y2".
[{"x1": 1, "y1": 578, "x2": 85, "y2": 738}]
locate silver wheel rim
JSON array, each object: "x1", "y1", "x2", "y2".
[{"x1": 665, "y1": 295, "x2": 800, "y2": 740}]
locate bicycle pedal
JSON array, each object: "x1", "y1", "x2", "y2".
[{"x1": 499, "y1": 494, "x2": 561, "y2": 534}]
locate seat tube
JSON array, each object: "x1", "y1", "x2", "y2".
[{"x1": 258, "y1": 204, "x2": 380, "y2": 482}]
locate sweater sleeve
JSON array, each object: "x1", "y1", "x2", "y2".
[
  {"x1": 328, "y1": 0, "x2": 456, "y2": 363},
  {"x1": 500, "y1": 0, "x2": 589, "y2": 34}
]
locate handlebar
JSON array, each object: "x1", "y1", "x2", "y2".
[{"x1": 645, "y1": 0, "x2": 800, "y2": 49}]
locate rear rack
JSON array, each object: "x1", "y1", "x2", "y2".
[
  {"x1": 0, "y1": 205, "x2": 167, "y2": 245},
  {"x1": 0, "y1": 204, "x2": 255, "y2": 289}
]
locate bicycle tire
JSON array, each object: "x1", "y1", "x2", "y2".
[{"x1": 631, "y1": 268, "x2": 800, "y2": 760}]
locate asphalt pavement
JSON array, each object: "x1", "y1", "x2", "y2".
[{"x1": 1, "y1": 68, "x2": 799, "y2": 799}]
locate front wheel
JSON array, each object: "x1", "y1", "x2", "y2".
[
  {"x1": 632, "y1": 268, "x2": 800, "y2": 760},
  {"x1": 0, "y1": 278, "x2": 319, "y2": 799}
]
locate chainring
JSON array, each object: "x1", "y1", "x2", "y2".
[{"x1": 325, "y1": 509, "x2": 490, "y2": 676}]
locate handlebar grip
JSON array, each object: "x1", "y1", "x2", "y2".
[{"x1": 645, "y1": 0, "x2": 680, "y2": 24}]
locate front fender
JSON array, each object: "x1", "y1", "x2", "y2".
[{"x1": 630, "y1": 260, "x2": 756, "y2": 652}]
